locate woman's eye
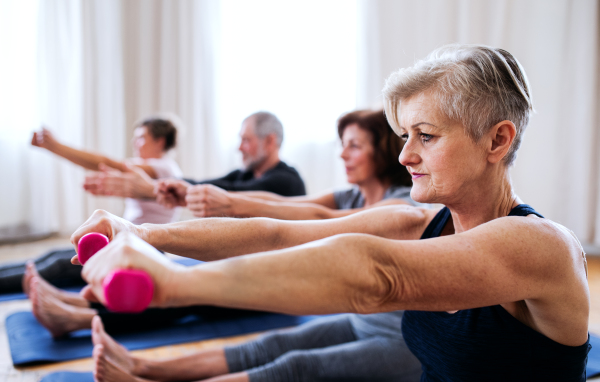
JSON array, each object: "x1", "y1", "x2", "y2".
[
  {"x1": 420, "y1": 133, "x2": 433, "y2": 142},
  {"x1": 400, "y1": 134, "x2": 408, "y2": 141}
]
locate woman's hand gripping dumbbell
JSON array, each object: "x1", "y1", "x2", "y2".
[{"x1": 74, "y1": 230, "x2": 187, "y2": 312}]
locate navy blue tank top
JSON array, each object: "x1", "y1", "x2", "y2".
[{"x1": 403, "y1": 204, "x2": 590, "y2": 381}]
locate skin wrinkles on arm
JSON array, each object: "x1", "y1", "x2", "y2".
[
  {"x1": 139, "y1": 205, "x2": 430, "y2": 259},
  {"x1": 70, "y1": 205, "x2": 432, "y2": 262},
  {"x1": 172, "y1": 216, "x2": 587, "y2": 346},
  {"x1": 195, "y1": 188, "x2": 411, "y2": 220},
  {"x1": 233, "y1": 190, "x2": 338, "y2": 209}
]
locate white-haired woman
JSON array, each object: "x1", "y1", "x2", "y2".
[{"x1": 74, "y1": 44, "x2": 589, "y2": 382}]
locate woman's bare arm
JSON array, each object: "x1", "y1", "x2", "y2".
[
  {"x1": 232, "y1": 190, "x2": 338, "y2": 208},
  {"x1": 174, "y1": 217, "x2": 588, "y2": 345},
  {"x1": 71, "y1": 205, "x2": 432, "y2": 260},
  {"x1": 31, "y1": 128, "x2": 157, "y2": 177},
  {"x1": 185, "y1": 186, "x2": 410, "y2": 220},
  {"x1": 79, "y1": 212, "x2": 587, "y2": 347},
  {"x1": 230, "y1": 195, "x2": 411, "y2": 220}
]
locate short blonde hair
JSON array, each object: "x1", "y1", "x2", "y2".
[{"x1": 382, "y1": 44, "x2": 533, "y2": 166}]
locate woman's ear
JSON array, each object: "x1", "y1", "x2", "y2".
[
  {"x1": 157, "y1": 136, "x2": 167, "y2": 151},
  {"x1": 487, "y1": 120, "x2": 516, "y2": 164}
]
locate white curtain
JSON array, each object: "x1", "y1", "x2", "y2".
[
  {"x1": 29, "y1": 0, "x2": 126, "y2": 235},
  {"x1": 0, "y1": 0, "x2": 219, "y2": 235},
  {"x1": 120, "y1": 0, "x2": 220, "y2": 180},
  {"x1": 0, "y1": 0, "x2": 39, "y2": 230},
  {"x1": 358, "y1": 0, "x2": 600, "y2": 246}
]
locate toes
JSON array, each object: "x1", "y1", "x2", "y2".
[
  {"x1": 93, "y1": 344, "x2": 106, "y2": 382},
  {"x1": 92, "y1": 316, "x2": 102, "y2": 344},
  {"x1": 30, "y1": 278, "x2": 38, "y2": 304},
  {"x1": 30, "y1": 261, "x2": 40, "y2": 276}
]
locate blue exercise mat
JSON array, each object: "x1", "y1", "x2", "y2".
[
  {"x1": 0, "y1": 257, "x2": 202, "y2": 302},
  {"x1": 587, "y1": 334, "x2": 600, "y2": 377},
  {"x1": 7, "y1": 309, "x2": 318, "y2": 366},
  {"x1": 37, "y1": 334, "x2": 600, "y2": 381},
  {"x1": 41, "y1": 372, "x2": 93, "y2": 382}
]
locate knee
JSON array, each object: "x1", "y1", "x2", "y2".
[{"x1": 267, "y1": 350, "x2": 316, "y2": 379}]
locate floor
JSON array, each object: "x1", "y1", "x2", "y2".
[{"x1": 1, "y1": 236, "x2": 600, "y2": 381}]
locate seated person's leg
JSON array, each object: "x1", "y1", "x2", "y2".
[
  {"x1": 245, "y1": 336, "x2": 421, "y2": 382},
  {"x1": 92, "y1": 316, "x2": 230, "y2": 381},
  {"x1": 0, "y1": 248, "x2": 82, "y2": 294},
  {"x1": 93, "y1": 304, "x2": 265, "y2": 334},
  {"x1": 225, "y1": 314, "x2": 357, "y2": 373},
  {"x1": 29, "y1": 275, "x2": 97, "y2": 338}
]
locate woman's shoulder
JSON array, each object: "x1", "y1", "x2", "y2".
[{"x1": 470, "y1": 214, "x2": 586, "y2": 271}]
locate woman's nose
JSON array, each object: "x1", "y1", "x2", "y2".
[
  {"x1": 340, "y1": 146, "x2": 349, "y2": 160},
  {"x1": 399, "y1": 140, "x2": 419, "y2": 167}
]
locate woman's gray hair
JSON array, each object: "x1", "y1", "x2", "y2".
[
  {"x1": 244, "y1": 111, "x2": 284, "y2": 147},
  {"x1": 382, "y1": 44, "x2": 533, "y2": 166}
]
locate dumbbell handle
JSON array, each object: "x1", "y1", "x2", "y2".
[{"x1": 77, "y1": 233, "x2": 154, "y2": 313}]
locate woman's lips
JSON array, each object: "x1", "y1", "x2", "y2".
[{"x1": 411, "y1": 172, "x2": 425, "y2": 179}]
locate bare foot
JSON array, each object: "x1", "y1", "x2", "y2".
[
  {"x1": 22, "y1": 261, "x2": 35, "y2": 296},
  {"x1": 92, "y1": 316, "x2": 139, "y2": 374},
  {"x1": 24, "y1": 262, "x2": 89, "y2": 307},
  {"x1": 94, "y1": 344, "x2": 150, "y2": 382},
  {"x1": 30, "y1": 277, "x2": 97, "y2": 338}
]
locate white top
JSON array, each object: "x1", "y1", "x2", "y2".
[{"x1": 122, "y1": 156, "x2": 183, "y2": 225}]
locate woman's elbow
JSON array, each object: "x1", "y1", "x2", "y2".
[{"x1": 330, "y1": 234, "x2": 407, "y2": 314}]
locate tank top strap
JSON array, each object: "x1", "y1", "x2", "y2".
[
  {"x1": 420, "y1": 207, "x2": 451, "y2": 240},
  {"x1": 508, "y1": 204, "x2": 544, "y2": 218}
]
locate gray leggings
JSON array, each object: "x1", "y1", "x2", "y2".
[{"x1": 225, "y1": 314, "x2": 422, "y2": 382}]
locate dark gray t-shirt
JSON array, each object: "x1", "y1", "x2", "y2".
[{"x1": 333, "y1": 185, "x2": 413, "y2": 209}]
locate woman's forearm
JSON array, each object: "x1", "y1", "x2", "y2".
[
  {"x1": 172, "y1": 234, "x2": 394, "y2": 314},
  {"x1": 48, "y1": 141, "x2": 126, "y2": 172},
  {"x1": 134, "y1": 206, "x2": 421, "y2": 260},
  {"x1": 233, "y1": 197, "x2": 349, "y2": 220},
  {"x1": 138, "y1": 218, "x2": 286, "y2": 260}
]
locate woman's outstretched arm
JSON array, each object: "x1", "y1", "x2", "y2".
[
  {"x1": 184, "y1": 185, "x2": 410, "y2": 220},
  {"x1": 31, "y1": 128, "x2": 158, "y2": 177},
  {"x1": 70, "y1": 205, "x2": 430, "y2": 261},
  {"x1": 80, "y1": 216, "x2": 588, "y2": 346}
]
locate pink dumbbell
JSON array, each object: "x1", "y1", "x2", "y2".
[{"x1": 77, "y1": 232, "x2": 154, "y2": 313}]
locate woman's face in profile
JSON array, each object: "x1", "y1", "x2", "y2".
[
  {"x1": 340, "y1": 124, "x2": 378, "y2": 185},
  {"x1": 132, "y1": 126, "x2": 164, "y2": 158},
  {"x1": 398, "y1": 92, "x2": 487, "y2": 204}
]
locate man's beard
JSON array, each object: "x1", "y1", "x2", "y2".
[{"x1": 243, "y1": 145, "x2": 268, "y2": 171}]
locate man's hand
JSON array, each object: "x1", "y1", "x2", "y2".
[
  {"x1": 83, "y1": 163, "x2": 156, "y2": 199},
  {"x1": 31, "y1": 127, "x2": 59, "y2": 151},
  {"x1": 155, "y1": 179, "x2": 191, "y2": 208},
  {"x1": 70, "y1": 209, "x2": 143, "y2": 265},
  {"x1": 185, "y1": 184, "x2": 235, "y2": 217}
]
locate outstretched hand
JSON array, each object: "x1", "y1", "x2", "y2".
[
  {"x1": 31, "y1": 127, "x2": 58, "y2": 150},
  {"x1": 83, "y1": 163, "x2": 156, "y2": 199},
  {"x1": 155, "y1": 179, "x2": 191, "y2": 208},
  {"x1": 70, "y1": 210, "x2": 141, "y2": 265},
  {"x1": 79, "y1": 231, "x2": 185, "y2": 307},
  {"x1": 186, "y1": 184, "x2": 236, "y2": 217}
]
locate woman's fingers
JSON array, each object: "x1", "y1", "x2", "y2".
[
  {"x1": 79, "y1": 232, "x2": 181, "y2": 308},
  {"x1": 80, "y1": 285, "x2": 102, "y2": 304},
  {"x1": 71, "y1": 254, "x2": 81, "y2": 265}
]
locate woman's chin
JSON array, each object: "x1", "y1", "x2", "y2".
[{"x1": 410, "y1": 189, "x2": 433, "y2": 204}]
